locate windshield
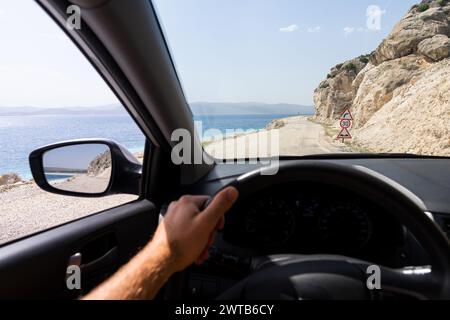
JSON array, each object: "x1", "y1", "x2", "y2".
[{"x1": 153, "y1": 0, "x2": 450, "y2": 159}]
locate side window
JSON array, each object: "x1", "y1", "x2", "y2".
[{"x1": 0, "y1": 2, "x2": 146, "y2": 245}]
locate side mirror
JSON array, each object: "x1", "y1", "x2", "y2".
[{"x1": 29, "y1": 139, "x2": 142, "y2": 197}]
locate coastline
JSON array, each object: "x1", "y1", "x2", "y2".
[
  {"x1": 0, "y1": 116, "x2": 353, "y2": 245},
  {"x1": 0, "y1": 151, "x2": 145, "y2": 193}
]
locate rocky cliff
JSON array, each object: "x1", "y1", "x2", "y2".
[
  {"x1": 0, "y1": 173, "x2": 22, "y2": 186},
  {"x1": 87, "y1": 150, "x2": 112, "y2": 177},
  {"x1": 314, "y1": 0, "x2": 450, "y2": 156}
]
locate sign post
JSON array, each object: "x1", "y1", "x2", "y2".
[{"x1": 336, "y1": 108, "x2": 353, "y2": 143}]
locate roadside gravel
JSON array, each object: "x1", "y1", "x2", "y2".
[{"x1": 0, "y1": 182, "x2": 136, "y2": 245}]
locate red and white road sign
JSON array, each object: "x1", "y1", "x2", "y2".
[
  {"x1": 336, "y1": 108, "x2": 353, "y2": 142},
  {"x1": 340, "y1": 108, "x2": 353, "y2": 120},
  {"x1": 336, "y1": 128, "x2": 352, "y2": 140},
  {"x1": 340, "y1": 119, "x2": 352, "y2": 129}
]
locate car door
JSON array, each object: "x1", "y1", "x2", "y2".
[{"x1": 0, "y1": 1, "x2": 169, "y2": 299}]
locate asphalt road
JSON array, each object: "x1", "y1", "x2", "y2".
[{"x1": 205, "y1": 116, "x2": 349, "y2": 158}]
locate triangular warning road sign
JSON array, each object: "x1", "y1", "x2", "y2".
[
  {"x1": 336, "y1": 128, "x2": 352, "y2": 140},
  {"x1": 340, "y1": 108, "x2": 353, "y2": 120}
]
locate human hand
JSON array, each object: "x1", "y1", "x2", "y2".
[{"x1": 148, "y1": 187, "x2": 239, "y2": 273}]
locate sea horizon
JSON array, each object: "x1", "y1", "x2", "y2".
[{"x1": 0, "y1": 112, "x2": 313, "y2": 180}]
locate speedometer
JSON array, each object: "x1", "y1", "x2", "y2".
[
  {"x1": 318, "y1": 202, "x2": 373, "y2": 252},
  {"x1": 244, "y1": 196, "x2": 296, "y2": 247}
]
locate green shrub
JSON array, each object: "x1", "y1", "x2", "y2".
[
  {"x1": 343, "y1": 62, "x2": 356, "y2": 72},
  {"x1": 437, "y1": 0, "x2": 447, "y2": 6},
  {"x1": 418, "y1": 3, "x2": 429, "y2": 12},
  {"x1": 335, "y1": 63, "x2": 343, "y2": 70},
  {"x1": 359, "y1": 56, "x2": 369, "y2": 64}
]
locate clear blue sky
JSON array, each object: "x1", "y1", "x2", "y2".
[
  {"x1": 0, "y1": 0, "x2": 418, "y2": 108},
  {"x1": 44, "y1": 144, "x2": 109, "y2": 170},
  {"x1": 153, "y1": 0, "x2": 418, "y2": 105},
  {"x1": 0, "y1": 1, "x2": 117, "y2": 108}
]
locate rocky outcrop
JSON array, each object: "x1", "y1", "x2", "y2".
[
  {"x1": 0, "y1": 173, "x2": 22, "y2": 186},
  {"x1": 314, "y1": 0, "x2": 450, "y2": 156},
  {"x1": 87, "y1": 151, "x2": 111, "y2": 177},
  {"x1": 370, "y1": 3, "x2": 450, "y2": 65},
  {"x1": 266, "y1": 119, "x2": 285, "y2": 130},
  {"x1": 418, "y1": 34, "x2": 450, "y2": 61},
  {"x1": 314, "y1": 57, "x2": 369, "y2": 123},
  {"x1": 354, "y1": 58, "x2": 450, "y2": 155},
  {"x1": 351, "y1": 55, "x2": 428, "y2": 127}
]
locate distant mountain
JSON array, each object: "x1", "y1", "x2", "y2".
[
  {"x1": 190, "y1": 102, "x2": 314, "y2": 115},
  {"x1": 0, "y1": 102, "x2": 315, "y2": 116}
]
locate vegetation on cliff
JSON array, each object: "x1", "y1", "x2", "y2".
[{"x1": 314, "y1": 0, "x2": 450, "y2": 156}]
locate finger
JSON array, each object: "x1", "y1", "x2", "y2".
[
  {"x1": 198, "y1": 187, "x2": 238, "y2": 227},
  {"x1": 196, "y1": 233, "x2": 216, "y2": 264},
  {"x1": 179, "y1": 195, "x2": 210, "y2": 209},
  {"x1": 195, "y1": 246, "x2": 209, "y2": 264},
  {"x1": 202, "y1": 234, "x2": 215, "y2": 257},
  {"x1": 207, "y1": 232, "x2": 216, "y2": 248},
  {"x1": 216, "y1": 216, "x2": 225, "y2": 230},
  {"x1": 195, "y1": 250, "x2": 209, "y2": 265}
]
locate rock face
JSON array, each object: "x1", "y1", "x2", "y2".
[
  {"x1": 351, "y1": 55, "x2": 427, "y2": 128},
  {"x1": 266, "y1": 119, "x2": 285, "y2": 130},
  {"x1": 418, "y1": 34, "x2": 450, "y2": 61},
  {"x1": 0, "y1": 173, "x2": 22, "y2": 186},
  {"x1": 87, "y1": 151, "x2": 112, "y2": 177},
  {"x1": 314, "y1": 0, "x2": 450, "y2": 156},
  {"x1": 314, "y1": 57, "x2": 369, "y2": 123},
  {"x1": 354, "y1": 58, "x2": 450, "y2": 156},
  {"x1": 370, "y1": 4, "x2": 450, "y2": 65}
]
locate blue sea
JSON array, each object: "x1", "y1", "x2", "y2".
[{"x1": 0, "y1": 113, "x2": 302, "y2": 180}]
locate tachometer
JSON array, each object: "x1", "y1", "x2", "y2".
[{"x1": 318, "y1": 202, "x2": 372, "y2": 252}]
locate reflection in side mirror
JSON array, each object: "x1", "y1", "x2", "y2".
[
  {"x1": 30, "y1": 139, "x2": 142, "y2": 197},
  {"x1": 43, "y1": 144, "x2": 112, "y2": 194}
]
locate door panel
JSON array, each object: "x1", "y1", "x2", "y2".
[{"x1": 0, "y1": 200, "x2": 158, "y2": 299}]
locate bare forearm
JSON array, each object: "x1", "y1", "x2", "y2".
[
  {"x1": 83, "y1": 188, "x2": 238, "y2": 300},
  {"x1": 82, "y1": 241, "x2": 175, "y2": 300}
]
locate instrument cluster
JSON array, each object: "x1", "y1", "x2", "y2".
[{"x1": 223, "y1": 183, "x2": 404, "y2": 258}]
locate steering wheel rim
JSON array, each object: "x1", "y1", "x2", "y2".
[{"x1": 217, "y1": 162, "x2": 450, "y2": 300}]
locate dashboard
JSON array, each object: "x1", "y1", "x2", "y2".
[
  {"x1": 222, "y1": 183, "x2": 406, "y2": 265},
  {"x1": 182, "y1": 158, "x2": 450, "y2": 298}
]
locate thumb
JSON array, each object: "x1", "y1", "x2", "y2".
[{"x1": 199, "y1": 187, "x2": 239, "y2": 227}]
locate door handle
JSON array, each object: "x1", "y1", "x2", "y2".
[
  {"x1": 68, "y1": 252, "x2": 82, "y2": 267},
  {"x1": 66, "y1": 252, "x2": 82, "y2": 283},
  {"x1": 80, "y1": 246, "x2": 118, "y2": 274}
]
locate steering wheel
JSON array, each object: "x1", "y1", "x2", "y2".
[{"x1": 216, "y1": 162, "x2": 450, "y2": 300}]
